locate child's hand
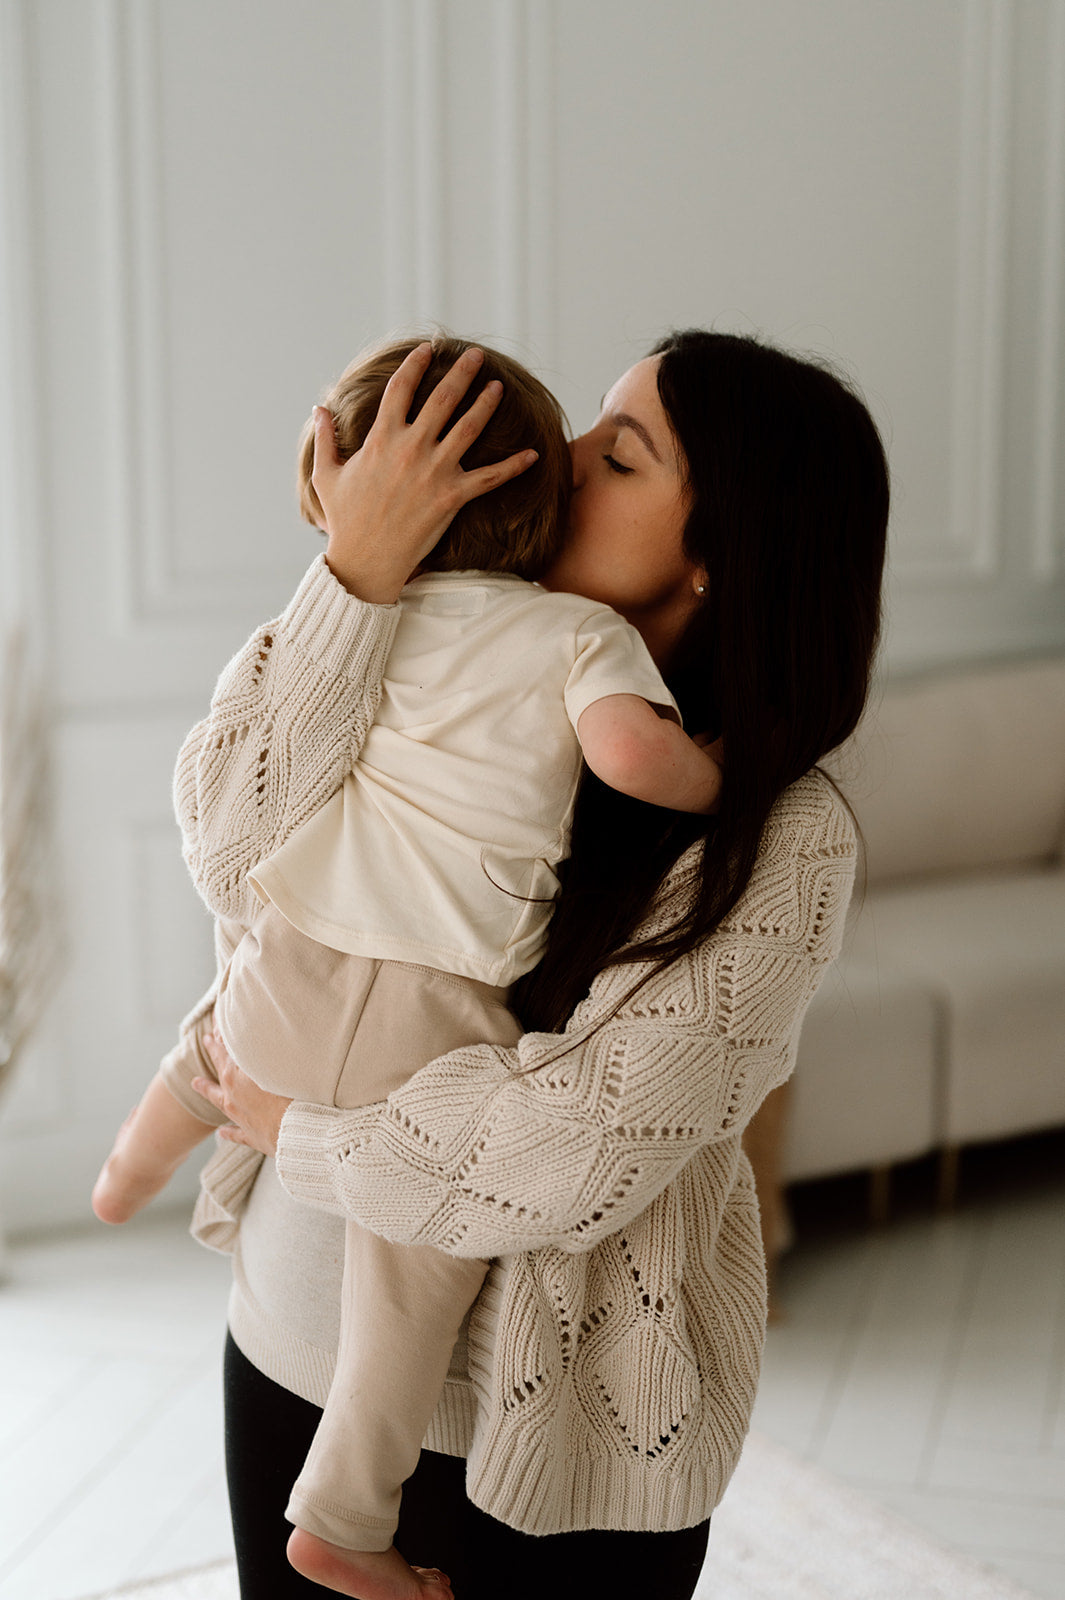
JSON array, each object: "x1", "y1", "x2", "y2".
[{"x1": 312, "y1": 344, "x2": 538, "y2": 604}]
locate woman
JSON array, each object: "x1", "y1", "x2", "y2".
[{"x1": 188, "y1": 330, "x2": 889, "y2": 1599}]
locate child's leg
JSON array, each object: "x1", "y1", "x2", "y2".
[
  {"x1": 285, "y1": 1221, "x2": 486, "y2": 1595},
  {"x1": 283, "y1": 961, "x2": 522, "y2": 1599},
  {"x1": 212, "y1": 905, "x2": 382, "y2": 1103},
  {"x1": 92, "y1": 1070, "x2": 216, "y2": 1224}
]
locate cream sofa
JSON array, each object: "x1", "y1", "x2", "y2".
[{"x1": 780, "y1": 654, "x2": 1065, "y2": 1206}]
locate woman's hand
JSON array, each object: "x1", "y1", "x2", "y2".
[
  {"x1": 192, "y1": 1034, "x2": 292, "y2": 1159},
  {"x1": 312, "y1": 343, "x2": 539, "y2": 604}
]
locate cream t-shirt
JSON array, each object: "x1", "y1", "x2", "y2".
[{"x1": 250, "y1": 571, "x2": 676, "y2": 985}]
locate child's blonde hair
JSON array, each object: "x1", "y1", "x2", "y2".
[{"x1": 298, "y1": 334, "x2": 570, "y2": 580}]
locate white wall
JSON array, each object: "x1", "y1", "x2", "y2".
[{"x1": 2, "y1": 0, "x2": 1063, "y2": 1231}]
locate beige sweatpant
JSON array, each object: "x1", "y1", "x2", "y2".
[{"x1": 166, "y1": 903, "x2": 521, "y2": 1550}]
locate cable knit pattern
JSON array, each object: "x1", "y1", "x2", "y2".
[
  {"x1": 175, "y1": 555, "x2": 858, "y2": 1535},
  {"x1": 173, "y1": 554, "x2": 400, "y2": 925},
  {"x1": 275, "y1": 772, "x2": 856, "y2": 1534}
]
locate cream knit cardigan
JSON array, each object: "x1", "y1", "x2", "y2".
[{"x1": 175, "y1": 555, "x2": 857, "y2": 1538}]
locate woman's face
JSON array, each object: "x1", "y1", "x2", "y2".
[{"x1": 543, "y1": 356, "x2": 707, "y2": 665}]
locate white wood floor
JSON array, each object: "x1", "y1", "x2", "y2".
[
  {"x1": 0, "y1": 1132, "x2": 1062, "y2": 1600},
  {"x1": 752, "y1": 1134, "x2": 1065, "y2": 1600}
]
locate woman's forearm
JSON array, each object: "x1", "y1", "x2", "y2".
[
  {"x1": 275, "y1": 1004, "x2": 797, "y2": 1258},
  {"x1": 275, "y1": 781, "x2": 857, "y2": 1257}
]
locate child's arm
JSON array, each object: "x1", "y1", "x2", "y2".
[
  {"x1": 577, "y1": 694, "x2": 723, "y2": 814},
  {"x1": 92, "y1": 1072, "x2": 217, "y2": 1225}
]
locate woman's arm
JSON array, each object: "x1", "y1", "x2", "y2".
[
  {"x1": 269, "y1": 772, "x2": 856, "y2": 1257},
  {"x1": 173, "y1": 559, "x2": 401, "y2": 923}
]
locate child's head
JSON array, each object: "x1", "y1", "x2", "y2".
[{"x1": 297, "y1": 334, "x2": 571, "y2": 580}]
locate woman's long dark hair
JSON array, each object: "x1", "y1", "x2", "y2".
[{"x1": 514, "y1": 329, "x2": 890, "y2": 1033}]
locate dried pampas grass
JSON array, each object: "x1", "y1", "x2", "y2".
[{"x1": 0, "y1": 623, "x2": 56, "y2": 1093}]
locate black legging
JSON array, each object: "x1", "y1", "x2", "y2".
[{"x1": 224, "y1": 1333, "x2": 711, "y2": 1599}]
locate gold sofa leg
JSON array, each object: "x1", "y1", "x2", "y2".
[
  {"x1": 741, "y1": 1080, "x2": 794, "y2": 1321},
  {"x1": 868, "y1": 1164, "x2": 892, "y2": 1225},
  {"x1": 937, "y1": 1144, "x2": 961, "y2": 1210}
]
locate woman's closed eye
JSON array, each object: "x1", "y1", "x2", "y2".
[{"x1": 602, "y1": 452, "x2": 635, "y2": 476}]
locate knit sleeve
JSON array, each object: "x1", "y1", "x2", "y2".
[
  {"x1": 173, "y1": 555, "x2": 401, "y2": 923},
  {"x1": 275, "y1": 773, "x2": 857, "y2": 1257}
]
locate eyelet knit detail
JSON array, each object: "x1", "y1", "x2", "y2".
[
  {"x1": 173, "y1": 556, "x2": 401, "y2": 925},
  {"x1": 180, "y1": 578, "x2": 859, "y2": 1538},
  {"x1": 275, "y1": 771, "x2": 857, "y2": 1535}
]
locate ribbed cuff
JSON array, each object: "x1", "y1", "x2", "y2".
[
  {"x1": 285, "y1": 1487, "x2": 397, "y2": 1552},
  {"x1": 280, "y1": 555, "x2": 401, "y2": 683},
  {"x1": 275, "y1": 1099, "x2": 380, "y2": 1211}
]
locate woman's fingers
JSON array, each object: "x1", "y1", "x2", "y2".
[
  {"x1": 370, "y1": 342, "x2": 537, "y2": 482},
  {"x1": 190, "y1": 1073, "x2": 225, "y2": 1115},
  {"x1": 311, "y1": 406, "x2": 339, "y2": 469},
  {"x1": 309, "y1": 406, "x2": 341, "y2": 528},
  {"x1": 201, "y1": 1030, "x2": 231, "y2": 1073},
  {"x1": 374, "y1": 340, "x2": 435, "y2": 427},
  {"x1": 192, "y1": 1035, "x2": 289, "y2": 1158},
  {"x1": 440, "y1": 375, "x2": 505, "y2": 456},
  {"x1": 458, "y1": 448, "x2": 539, "y2": 504},
  {"x1": 216, "y1": 1124, "x2": 256, "y2": 1149},
  {"x1": 409, "y1": 345, "x2": 486, "y2": 439}
]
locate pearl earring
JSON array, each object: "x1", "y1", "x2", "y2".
[{"x1": 695, "y1": 583, "x2": 707, "y2": 596}]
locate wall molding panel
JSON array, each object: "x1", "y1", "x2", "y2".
[
  {"x1": 903, "y1": 0, "x2": 1014, "y2": 584},
  {"x1": 1032, "y1": 0, "x2": 1065, "y2": 583},
  {"x1": 98, "y1": 0, "x2": 335, "y2": 634},
  {"x1": 97, "y1": 0, "x2": 181, "y2": 629},
  {"x1": 491, "y1": 0, "x2": 556, "y2": 366},
  {"x1": 492, "y1": 0, "x2": 528, "y2": 345},
  {"x1": 3, "y1": 0, "x2": 1064, "y2": 1231},
  {"x1": 383, "y1": 0, "x2": 447, "y2": 327},
  {"x1": 0, "y1": 0, "x2": 47, "y2": 649}
]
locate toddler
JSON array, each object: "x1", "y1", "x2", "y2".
[{"x1": 92, "y1": 335, "x2": 722, "y2": 1600}]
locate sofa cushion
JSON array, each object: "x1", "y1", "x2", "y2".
[
  {"x1": 837, "y1": 657, "x2": 1065, "y2": 885},
  {"x1": 857, "y1": 866, "x2": 1065, "y2": 1145},
  {"x1": 786, "y1": 944, "x2": 939, "y2": 1181}
]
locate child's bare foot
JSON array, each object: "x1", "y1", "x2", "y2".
[{"x1": 286, "y1": 1528, "x2": 451, "y2": 1600}]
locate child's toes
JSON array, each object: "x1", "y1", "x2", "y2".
[{"x1": 412, "y1": 1568, "x2": 452, "y2": 1594}]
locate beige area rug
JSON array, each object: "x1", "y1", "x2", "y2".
[{"x1": 92, "y1": 1432, "x2": 1036, "y2": 1600}]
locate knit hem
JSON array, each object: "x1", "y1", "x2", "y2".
[
  {"x1": 282, "y1": 555, "x2": 401, "y2": 684},
  {"x1": 422, "y1": 1377, "x2": 476, "y2": 1459},
  {"x1": 189, "y1": 1142, "x2": 263, "y2": 1254},
  {"x1": 227, "y1": 1278, "x2": 476, "y2": 1456},
  {"x1": 465, "y1": 1434, "x2": 733, "y2": 1537},
  {"x1": 228, "y1": 1279, "x2": 337, "y2": 1409}
]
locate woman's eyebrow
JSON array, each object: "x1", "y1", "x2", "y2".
[{"x1": 609, "y1": 411, "x2": 663, "y2": 463}]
